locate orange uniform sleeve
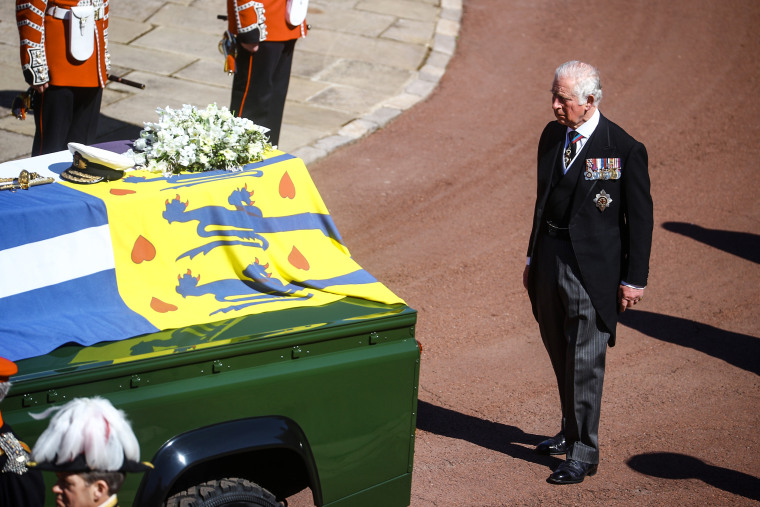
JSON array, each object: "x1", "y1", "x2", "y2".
[
  {"x1": 16, "y1": 0, "x2": 50, "y2": 86},
  {"x1": 227, "y1": 0, "x2": 307, "y2": 43},
  {"x1": 227, "y1": 0, "x2": 267, "y2": 44}
]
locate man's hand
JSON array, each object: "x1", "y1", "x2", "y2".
[
  {"x1": 240, "y1": 41, "x2": 260, "y2": 53},
  {"x1": 618, "y1": 284, "x2": 644, "y2": 312},
  {"x1": 32, "y1": 82, "x2": 49, "y2": 94}
]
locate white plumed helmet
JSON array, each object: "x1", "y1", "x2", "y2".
[{"x1": 30, "y1": 397, "x2": 152, "y2": 473}]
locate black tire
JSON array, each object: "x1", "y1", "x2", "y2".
[{"x1": 165, "y1": 477, "x2": 284, "y2": 507}]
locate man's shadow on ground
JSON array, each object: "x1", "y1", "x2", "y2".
[
  {"x1": 417, "y1": 397, "x2": 760, "y2": 499},
  {"x1": 650, "y1": 221, "x2": 759, "y2": 374},
  {"x1": 0, "y1": 89, "x2": 25, "y2": 111},
  {"x1": 627, "y1": 452, "x2": 760, "y2": 501},
  {"x1": 662, "y1": 221, "x2": 760, "y2": 264},
  {"x1": 416, "y1": 400, "x2": 561, "y2": 468},
  {"x1": 619, "y1": 310, "x2": 759, "y2": 376},
  {"x1": 96, "y1": 115, "x2": 143, "y2": 144}
]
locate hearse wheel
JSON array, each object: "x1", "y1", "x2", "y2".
[{"x1": 165, "y1": 477, "x2": 285, "y2": 507}]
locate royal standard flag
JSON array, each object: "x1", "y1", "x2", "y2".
[{"x1": 0, "y1": 150, "x2": 403, "y2": 361}]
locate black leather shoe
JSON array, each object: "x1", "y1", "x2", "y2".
[
  {"x1": 547, "y1": 459, "x2": 598, "y2": 484},
  {"x1": 535, "y1": 433, "x2": 567, "y2": 455}
]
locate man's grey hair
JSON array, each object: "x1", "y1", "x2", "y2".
[
  {"x1": 555, "y1": 60, "x2": 603, "y2": 106},
  {"x1": 79, "y1": 470, "x2": 127, "y2": 494},
  {"x1": 0, "y1": 381, "x2": 10, "y2": 403}
]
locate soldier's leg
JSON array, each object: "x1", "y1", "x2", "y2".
[
  {"x1": 32, "y1": 86, "x2": 74, "y2": 155},
  {"x1": 230, "y1": 40, "x2": 294, "y2": 145},
  {"x1": 261, "y1": 39, "x2": 295, "y2": 146},
  {"x1": 68, "y1": 87, "x2": 103, "y2": 146}
]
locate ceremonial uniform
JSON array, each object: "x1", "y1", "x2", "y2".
[
  {"x1": 101, "y1": 495, "x2": 119, "y2": 506},
  {"x1": 227, "y1": 0, "x2": 307, "y2": 145},
  {"x1": 16, "y1": 0, "x2": 110, "y2": 155},
  {"x1": 0, "y1": 424, "x2": 46, "y2": 506},
  {"x1": 0, "y1": 357, "x2": 46, "y2": 506}
]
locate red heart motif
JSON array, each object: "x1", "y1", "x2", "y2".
[
  {"x1": 150, "y1": 297, "x2": 178, "y2": 313},
  {"x1": 288, "y1": 246, "x2": 310, "y2": 271},
  {"x1": 131, "y1": 235, "x2": 156, "y2": 264},
  {"x1": 279, "y1": 171, "x2": 296, "y2": 199}
]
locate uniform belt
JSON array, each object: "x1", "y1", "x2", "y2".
[
  {"x1": 47, "y1": 5, "x2": 105, "y2": 20},
  {"x1": 543, "y1": 219, "x2": 570, "y2": 240}
]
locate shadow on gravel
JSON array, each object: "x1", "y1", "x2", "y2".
[
  {"x1": 0, "y1": 86, "x2": 142, "y2": 148},
  {"x1": 96, "y1": 115, "x2": 143, "y2": 145},
  {"x1": 619, "y1": 310, "x2": 759, "y2": 376},
  {"x1": 0, "y1": 89, "x2": 25, "y2": 109},
  {"x1": 627, "y1": 452, "x2": 760, "y2": 501},
  {"x1": 416, "y1": 400, "x2": 559, "y2": 467},
  {"x1": 662, "y1": 221, "x2": 760, "y2": 264}
]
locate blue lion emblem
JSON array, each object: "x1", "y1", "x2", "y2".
[
  {"x1": 176, "y1": 258, "x2": 311, "y2": 315},
  {"x1": 163, "y1": 184, "x2": 269, "y2": 260}
]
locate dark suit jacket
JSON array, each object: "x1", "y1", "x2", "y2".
[{"x1": 526, "y1": 113, "x2": 653, "y2": 344}]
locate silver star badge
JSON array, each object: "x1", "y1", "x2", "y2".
[{"x1": 594, "y1": 189, "x2": 612, "y2": 211}]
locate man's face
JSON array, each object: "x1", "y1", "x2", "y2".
[
  {"x1": 52, "y1": 473, "x2": 102, "y2": 507},
  {"x1": 552, "y1": 76, "x2": 591, "y2": 128}
]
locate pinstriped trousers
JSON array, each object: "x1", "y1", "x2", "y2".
[{"x1": 534, "y1": 231, "x2": 610, "y2": 465}]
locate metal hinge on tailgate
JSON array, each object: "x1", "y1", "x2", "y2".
[
  {"x1": 291, "y1": 346, "x2": 310, "y2": 359},
  {"x1": 369, "y1": 331, "x2": 389, "y2": 345}
]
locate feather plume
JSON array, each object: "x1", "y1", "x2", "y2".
[{"x1": 31, "y1": 397, "x2": 141, "y2": 471}]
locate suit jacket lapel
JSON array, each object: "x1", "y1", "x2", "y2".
[{"x1": 537, "y1": 125, "x2": 565, "y2": 206}]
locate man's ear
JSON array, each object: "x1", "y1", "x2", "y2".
[
  {"x1": 92, "y1": 479, "x2": 110, "y2": 501},
  {"x1": 585, "y1": 95, "x2": 596, "y2": 109}
]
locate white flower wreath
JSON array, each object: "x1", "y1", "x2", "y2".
[{"x1": 126, "y1": 103, "x2": 273, "y2": 177}]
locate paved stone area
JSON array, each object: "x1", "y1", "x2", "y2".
[{"x1": 0, "y1": 0, "x2": 461, "y2": 165}]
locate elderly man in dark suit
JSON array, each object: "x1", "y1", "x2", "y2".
[{"x1": 522, "y1": 61, "x2": 653, "y2": 484}]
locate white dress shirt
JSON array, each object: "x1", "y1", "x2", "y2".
[{"x1": 562, "y1": 108, "x2": 600, "y2": 173}]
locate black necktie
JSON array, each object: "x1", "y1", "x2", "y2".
[{"x1": 564, "y1": 130, "x2": 582, "y2": 167}]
